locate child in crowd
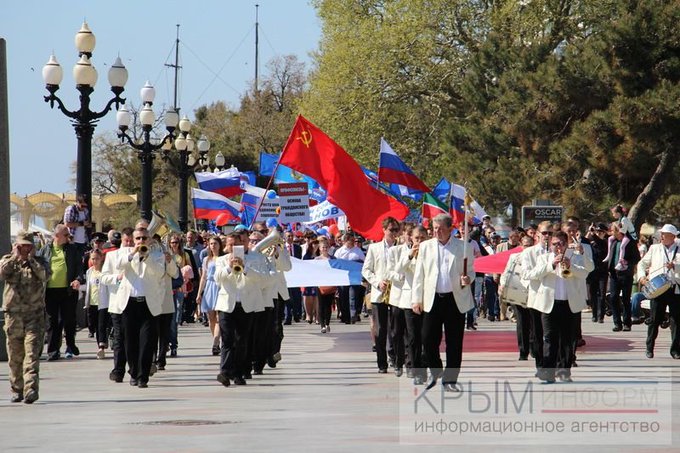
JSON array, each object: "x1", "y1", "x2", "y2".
[
  {"x1": 84, "y1": 249, "x2": 110, "y2": 359},
  {"x1": 603, "y1": 204, "x2": 637, "y2": 271}
]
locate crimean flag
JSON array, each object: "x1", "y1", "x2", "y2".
[
  {"x1": 279, "y1": 115, "x2": 409, "y2": 240},
  {"x1": 191, "y1": 188, "x2": 241, "y2": 221},
  {"x1": 422, "y1": 192, "x2": 448, "y2": 219},
  {"x1": 195, "y1": 167, "x2": 245, "y2": 198},
  {"x1": 378, "y1": 138, "x2": 431, "y2": 193}
]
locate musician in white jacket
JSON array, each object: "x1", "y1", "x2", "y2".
[
  {"x1": 214, "y1": 232, "x2": 274, "y2": 386},
  {"x1": 390, "y1": 225, "x2": 429, "y2": 384},
  {"x1": 523, "y1": 231, "x2": 590, "y2": 384},
  {"x1": 637, "y1": 224, "x2": 680, "y2": 359}
]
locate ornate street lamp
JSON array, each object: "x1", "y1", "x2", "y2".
[
  {"x1": 43, "y1": 22, "x2": 128, "y2": 211},
  {"x1": 116, "y1": 82, "x2": 178, "y2": 220}
]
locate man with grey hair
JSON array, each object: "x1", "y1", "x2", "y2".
[
  {"x1": 412, "y1": 213, "x2": 475, "y2": 392},
  {"x1": 36, "y1": 224, "x2": 84, "y2": 361}
]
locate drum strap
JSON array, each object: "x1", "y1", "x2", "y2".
[{"x1": 664, "y1": 245, "x2": 679, "y2": 293}]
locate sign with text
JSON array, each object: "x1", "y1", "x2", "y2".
[
  {"x1": 305, "y1": 200, "x2": 344, "y2": 224},
  {"x1": 278, "y1": 182, "x2": 310, "y2": 223},
  {"x1": 521, "y1": 205, "x2": 563, "y2": 227},
  {"x1": 255, "y1": 197, "x2": 279, "y2": 221}
]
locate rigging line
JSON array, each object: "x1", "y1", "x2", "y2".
[
  {"x1": 182, "y1": 26, "x2": 255, "y2": 109},
  {"x1": 152, "y1": 42, "x2": 177, "y2": 93},
  {"x1": 258, "y1": 26, "x2": 280, "y2": 56}
]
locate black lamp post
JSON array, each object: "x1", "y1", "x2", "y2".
[
  {"x1": 116, "y1": 82, "x2": 179, "y2": 221},
  {"x1": 42, "y1": 22, "x2": 128, "y2": 211},
  {"x1": 163, "y1": 116, "x2": 216, "y2": 231}
]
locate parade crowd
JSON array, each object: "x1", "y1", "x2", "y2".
[{"x1": 2, "y1": 197, "x2": 680, "y2": 403}]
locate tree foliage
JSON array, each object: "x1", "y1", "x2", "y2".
[{"x1": 303, "y1": 0, "x2": 680, "y2": 226}]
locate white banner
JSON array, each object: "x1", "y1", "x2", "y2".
[{"x1": 305, "y1": 200, "x2": 345, "y2": 224}]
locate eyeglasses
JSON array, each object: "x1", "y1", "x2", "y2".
[
  {"x1": 134, "y1": 236, "x2": 149, "y2": 241},
  {"x1": 388, "y1": 228, "x2": 400, "y2": 233},
  {"x1": 540, "y1": 231, "x2": 552, "y2": 236},
  {"x1": 257, "y1": 230, "x2": 268, "y2": 234}
]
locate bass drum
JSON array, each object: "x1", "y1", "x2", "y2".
[
  {"x1": 501, "y1": 269, "x2": 529, "y2": 307},
  {"x1": 642, "y1": 274, "x2": 672, "y2": 300}
]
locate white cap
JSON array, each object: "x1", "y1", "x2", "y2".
[{"x1": 659, "y1": 224, "x2": 679, "y2": 236}]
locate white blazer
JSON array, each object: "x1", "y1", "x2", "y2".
[
  {"x1": 100, "y1": 247, "x2": 167, "y2": 316},
  {"x1": 214, "y1": 252, "x2": 274, "y2": 314},
  {"x1": 520, "y1": 243, "x2": 549, "y2": 310},
  {"x1": 387, "y1": 243, "x2": 416, "y2": 310},
  {"x1": 637, "y1": 243, "x2": 680, "y2": 285},
  {"x1": 523, "y1": 252, "x2": 589, "y2": 314},
  {"x1": 362, "y1": 240, "x2": 395, "y2": 303},
  {"x1": 411, "y1": 237, "x2": 475, "y2": 314},
  {"x1": 160, "y1": 259, "x2": 180, "y2": 315}
]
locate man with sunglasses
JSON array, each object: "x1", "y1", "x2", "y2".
[
  {"x1": 101, "y1": 227, "x2": 169, "y2": 388},
  {"x1": 524, "y1": 230, "x2": 590, "y2": 383},
  {"x1": 521, "y1": 221, "x2": 554, "y2": 375},
  {"x1": 362, "y1": 217, "x2": 401, "y2": 373}
]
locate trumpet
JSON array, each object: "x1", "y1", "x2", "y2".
[
  {"x1": 232, "y1": 262, "x2": 244, "y2": 274},
  {"x1": 560, "y1": 250, "x2": 572, "y2": 278},
  {"x1": 379, "y1": 281, "x2": 392, "y2": 304},
  {"x1": 138, "y1": 245, "x2": 149, "y2": 255}
]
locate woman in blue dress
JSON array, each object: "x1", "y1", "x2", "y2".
[{"x1": 196, "y1": 236, "x2": 223, "y2": 356}]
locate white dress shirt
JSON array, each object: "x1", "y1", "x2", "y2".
[{"x1": 435, "y1": 240, "x2": 454, "y2": 293}]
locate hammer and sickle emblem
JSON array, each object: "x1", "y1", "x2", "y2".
[{"x1": 296, "y1": 129, "x2": 313, "y2": 148}]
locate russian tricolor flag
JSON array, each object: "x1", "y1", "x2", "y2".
[
  {"x1": 378, "y1": 138, "x2": 430, "y2": 193},
  {"x1": 195, "y1": 167, "x2": 245, "y2": 198},
  {"x1": 450, "y1": 184, "x2": 488, "y2": 226},
  {"x1": 239, "y1": 184, "x2": 266, "y2": 227},
  {"x1": 191, "y1": 188, "x2": 241, "y2": 221}
]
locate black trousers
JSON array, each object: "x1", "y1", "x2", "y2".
[
  {"x1": 45, "y1": 287, "x2": 78, "y2": 354},
  {"x1": 514, "y1": 304, "x2": 531, "y2": 358},
  {"x1": 155, "y1": 313, "x2": 173, "y2": 367},
  {"x1": 609, "y1": 270, "x2": 634, "y2": 328},
  {"x1": 87, "y1": 305, "x2": 98, "y2": 335},
  {"x1": 371, "y1": 302, "x2": 390, "y2": 369},
  {"x1": 338, "y1": 286, "x2": 351, "y2": 323},
  {"x1": 219, "y1": 305, "x2": 253, "y2": 378},
  {"x1": 541, "y1": 300, "x2": 575, "y2": 379},
  {"x1": 404, "y1": 308, "x2": 424, "y2": 378},
  {"x1": 96, "y1": 309, "x2": 111, "y2": 347},
  {"x1": 271, "y1": 295, "x2": 287, "y2": 356},
  {"x1": 285, "y1": 288, "x2": 302, "y2": 322},
  {"x1": 646, "y1": 288, "x2": 680, "y2": 355},
  {"x1": 110, "y1": 313, "x2": 126, "y2": 377},
  {"x1": 251, "y1": 307, "x2": 274, "y2": 372},
  {"x1": 318, "y1": 293, "x2": 334, "y2": 328},
  {"x1": 529, "y1": 307, "x2": 544, "y2": 369},
  {"x1": 588, "y1": 274, "x2": 608, "y2": 321},
  {"x1": 122, "y1": 299, "x2": 157, "y2": 383},
  {"x1": 422, "y1": 293, "x2": 465, "y2": 384},
  {"x1": 389, "y1": 306, "x2": 407, "y2": 369}
]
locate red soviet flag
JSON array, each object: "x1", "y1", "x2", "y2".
[{"x1": 280, "y1": 115, "x2": 409, "y2": 240}]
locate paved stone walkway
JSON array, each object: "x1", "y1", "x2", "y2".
[{"x1": 0, "y1": 314, "x2": 678, "y2": 452}]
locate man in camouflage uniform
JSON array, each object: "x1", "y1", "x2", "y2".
[{"x1": 0, "y1": 231, "x2": 49, "y2": 404}]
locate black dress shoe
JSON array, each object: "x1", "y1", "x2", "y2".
[
  {"x1": 395, "y1": 368, "x2": 403, "y2": 377},
  {"x1": 267, "y1": 358, "x2": 277, "y2": 369},
  {"x1": 425, "y1": 373, "x2": 442, "y2": 390},
  {"x1": 519, "y1": 355, "x2": 528, "y2": 361},
  {"x1": 576, "y1": 338, "x2": 586, "y2": 347},
  {"x1": 612, "y1": 325, "x2": 622, "y2": 332},
  {"x1": 244, "y1": 372, "x2": 253, "y2": 380},
  {"x1": 137, "y1": 381, "x2": 148, "y2": 388},
  {"x1": 622, "y1": 325, "x2": 631, "y2": 331},
  {"x1": 129, "y1": 378, "x2": 139, "y2": 386},
  {"x1": 284, "y1": 320, "x2": 292, "y2": 326},
  {"x1": 671, "y1": 352, "x2": 680, "y2": 359},
  {"x1": 646, "y1": 350, "x2": 654, "y2": 359},
  {"x1": 47, "y1": 352, "x2": 60, "y2": 361},
  {"x1": 253, "y1": 369, "x2": 263, "y2": 375},
  {"x1": 109, "y1": 372, "x2": 124, "y2": 383},
  {"x1": 378, "y1": 368, "x2": 387, "y2": 374},
  {"x1": 10, "y1": 394, "x2": 23, "y2": 403},
  {"x1": 443, "y1": 382, "x2": 461, "y2": 392},
  {"x1": 217, "y1": 374, "x2": 231, "y2": 387},
  {"x1": 233, "y1": 376, "x2": 247, "y2": 385},
  {"x1": 212, "y1": 346, "x2": 220, "y2": 356},
  {"x1": 406, "y1": 368, "x2": 414, "y2": 379}
]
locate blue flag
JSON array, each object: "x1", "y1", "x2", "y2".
[{"x1": 259, "y1": 152, "x2": 320, "y2": 188}]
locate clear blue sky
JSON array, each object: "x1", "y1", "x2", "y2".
[{"x1": 1, "y1": 0, "x2": 321, "y2": 196}]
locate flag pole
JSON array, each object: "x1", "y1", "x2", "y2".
[{"x1": 462, "y1": 187, "x2": 472, "y2": 283}]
